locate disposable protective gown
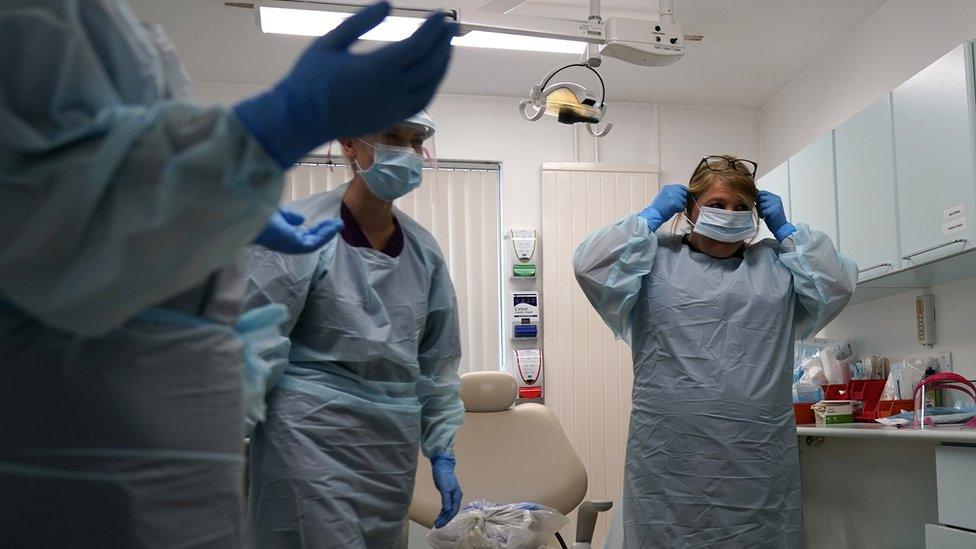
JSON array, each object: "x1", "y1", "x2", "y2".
[
  {"x1": 0, "y1": 2, "x2": 284, "y2": 546},
  {"x1": 0, "y1": 0, "x2": 281, "y2": 336},
  {"x1": 573, "y1": 217, "x2": 857, "y2": 548},
  {"x1": 243, "y1": 184, "x2": 464, "y2": 548}
]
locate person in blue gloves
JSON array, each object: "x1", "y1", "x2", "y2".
[
  {"x1": 574, "y1": 155, "x2": 857, "y2": 548},
  {"x1": 242, "y1": 111, "x2": 464, "y2": 548},
  {"x1": 0, "y1": 1, "x2": 456, "y2": 547}
]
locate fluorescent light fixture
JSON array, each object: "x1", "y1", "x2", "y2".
[
  {"x1": 259, "y1": 6, "x2": 421, "y2": 40},
  {"x1": 452, "y1": 31, "x2": 585, "y2": 55},
  {"x1": 257, "y1": 4, "x2": 587, "y2": 54}
]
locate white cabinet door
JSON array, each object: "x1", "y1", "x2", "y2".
[
  {"x1": 935, "y1": 445, "x2": 976, "y2": 531},
  {"x1": 893, "y1": 43, "x2": 976, "y2": 264},
  {"x1": 926, "y1": 524, "x2": 976, "y2": 549},
  {"x1": 789, "y1": 132, "x2": 839, "y2": 246},
  {"x1": 835, "y1": 94, "x2": 901, "y2": 281},
  {"x1": 756, "y1": 161, "x2": 790, "y2": 242}
]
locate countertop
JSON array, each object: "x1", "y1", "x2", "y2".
[{"x1": 796, "y1": 423, "x2": 976, "y2": 444}]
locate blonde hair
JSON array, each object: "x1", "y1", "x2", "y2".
[{"x1": 673, "y1": 154, "x2": 760, "y2": 237}]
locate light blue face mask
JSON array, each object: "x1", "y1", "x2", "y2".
[
  {"x1": 355, "y1": 140, "x2": 424, "y2": 201},
  {"x1": 689, "y1": 204, "x2": 757, "y2": 243}
]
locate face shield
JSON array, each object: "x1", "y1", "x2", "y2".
[{"x1": 399, "y1": 109, "x2": 438, "y2": 168}]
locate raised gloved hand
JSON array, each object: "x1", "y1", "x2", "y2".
[
  {"x1": 757, "y1": 190, "x2": 796, "y2": 242},
  {"x1": 431, "y1": 453, "x2": 462, "y2": 529},
  {"x1": 234, "y1": 2, "x2": 458, "y2": 169},
  {"x1": 253, "y1": 209, "x2": 344, "y2": 254},
  {"x1": 638, "y1": 185, "x2": 690, "y2": 232}
]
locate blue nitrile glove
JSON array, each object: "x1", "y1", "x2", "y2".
[
  {"x1": 234, "y1": 2, "x2": 458, "y2": 169},
  {"x1": 431, "y1": 453, "x2": 462, "y2": 529},
  {"x1": 253, "y1": 209, "x2": 344, "y2": 254},
  {"x1": 757, "y1": 190, "x2": 796, "y2": 242},
  {"x1": 637, "y1": 184, "x2": 690, "y2": 232}
]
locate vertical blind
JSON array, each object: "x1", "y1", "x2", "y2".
[
  {"x1": 282, "y1": 160, "x2": 503, "y2": 374},
  {"x1": 540, "y1": 163, "x2": 659, "y2": 545}
]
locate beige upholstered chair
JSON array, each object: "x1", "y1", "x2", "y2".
[{"x1": 410, "y1": 371, "x2": 612, "y2": 548}]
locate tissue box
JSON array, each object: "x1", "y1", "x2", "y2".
[{"x1": 812, "y1": 400, "x2": 854, "y2": 426}]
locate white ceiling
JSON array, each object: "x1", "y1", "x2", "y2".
[{"x1": 129, "y1": 0, "x2": 888, "y2": 109}]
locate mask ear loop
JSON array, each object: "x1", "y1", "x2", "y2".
[
  {"x1": 746, "y1": 203, "x2": 761, "y2": 244},
  {"x1": 679, "y1": 195, "x2": 700, "y2": 234}
]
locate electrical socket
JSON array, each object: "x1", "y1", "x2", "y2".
[{"x1": 938, "y1": 351, "x2": 953, "y2": 372}]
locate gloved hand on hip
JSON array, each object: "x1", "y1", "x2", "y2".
[
  {"x1": 757, "y1": 190, "x2": 796, "y2": 242},
  {"x1": 253, "y1": 209, "x2": 344, "y2": 254},
  {"x1": 234, "y1": 1, "x2": 458, "y2": 169},
  {"x1": 638, "y1": 184, "x2": 690, "y2": 232},
  {"x1": 431, "y1": 453, "x2": 463, "y2": 529}
]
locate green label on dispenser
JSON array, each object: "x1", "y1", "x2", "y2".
[{"x1": 513, "y1": 264, "x2": 537, "y2": 278}]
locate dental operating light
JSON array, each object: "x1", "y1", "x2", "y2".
[{"x1": 519, "y1": 63, "x2": 613, "y2": 137}]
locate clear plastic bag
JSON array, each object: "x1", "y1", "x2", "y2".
[
  {"x1": 881, "y1": 359, "x2": 926, "y2": 401},
  {"x1": 793, "y1": 341, "x2": 832, "y2": 384},
  {"x1": 793, "y1": 381, "x2": 824, "y2": 404},
  {"x1": 427, "y1": 501, "x2": 569, "y2": 549},
  {"x1": 822, "y1": 344, "x2": 855, "y2": 385}
]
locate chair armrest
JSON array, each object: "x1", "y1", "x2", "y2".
[{"x1": 575, "y1": 500, "x2": 613, "y2": 543}]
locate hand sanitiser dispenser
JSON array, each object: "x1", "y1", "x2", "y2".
[
  {"x1": 512, "y1": 291, "x2": 540, "y2": 340},
  {"x1": 510, "y1": 229, "x2": 537, "y2": 279},
  {"x1": 513, "y1": 349, "x2": 544, "y2": 402}
]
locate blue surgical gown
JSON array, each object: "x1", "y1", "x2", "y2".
[
  {"x1": 242, "y1": 184, "x2": 464, "y2": 548},
  {"x1": 573, "y1": 217, "x2": 857, "y2": 548},
  {"x1": 0, "y1": 2, "x2": 284, "y2": 546},
  {"x1": 0, "y1": 0, "x2": 283, "y2": 336}
]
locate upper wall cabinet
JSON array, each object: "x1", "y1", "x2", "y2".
[
  {"x1": 835, "y1": 94, "x2": 901, "y2": 281},
  {"x1": 756, "y1": 161, "x2": 790, "y2": 242},
  {"x1": 789, "y1": 132, "x2": 839, "y2": 246},
  {"x1": 893, "y1": 43, "x2": 976, "y2": 264}
]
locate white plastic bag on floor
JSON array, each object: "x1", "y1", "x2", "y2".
[{"x1": 427, "y1": 501, "x2": 569, "y2": 549}]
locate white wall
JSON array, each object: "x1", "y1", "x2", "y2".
[
  {"x1": 660, "y1": 104, "x2": 761, "y2": 184},
  {"x1": 194, "y1": 82, "x2": 757, "y2": 235},
  {"x1": 756, "y1": 0, "x2": 976, "y2": 384},
  {"x1": 759, "y1": 0, "x2": 976, "y2": 173},
  {"x1": 820, "y1": 277, "x2": 976, "y2": 383}
]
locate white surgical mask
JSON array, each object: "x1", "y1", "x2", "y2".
[
  {"x1": 687, "y1": 204, "x2": 757, "y2": 243},
  {"x1": 354, "y1": 140, "x2": 424, "y2": 201}
]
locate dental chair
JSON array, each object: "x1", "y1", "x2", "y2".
[{"x1": 409, "y1": 371, "x2": 612, "y2": 548}]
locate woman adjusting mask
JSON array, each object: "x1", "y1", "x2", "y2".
[
  {"x1": 682, "y1": 155, "x2": 762, "y2": 254},
  {"x1": 574, "y1": 154, "x2": 857, "y2": 548}
]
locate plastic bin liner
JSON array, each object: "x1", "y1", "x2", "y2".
[{"x1": 427, "y1": 500, "x2": 569, "y2": 549}]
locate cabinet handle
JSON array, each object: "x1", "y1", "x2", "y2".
[
  {"x1": 858, "y1": 263, "x2": 892, "y2": 274},
  {"x1": 902, "y1": 239, "x2": 967, "y2": 261}
]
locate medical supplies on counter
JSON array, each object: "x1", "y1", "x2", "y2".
[
  {"x1": 792, "y1": 340, "x2": 857, "y2": 401},
  {"x1": 791, "y1": 341, "x2": 931, "y2": 425},
  {"x1": 876, "y1": 372, "x2": 976, "y2": 428}
]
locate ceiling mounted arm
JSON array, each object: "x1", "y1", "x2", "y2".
[{"x1": 249, "y1": 1, "x2": 692, "y2": 66}]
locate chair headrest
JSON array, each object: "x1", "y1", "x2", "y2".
[{"x1": 460, "y1": 371, "x2": 518, "y2": 412}]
